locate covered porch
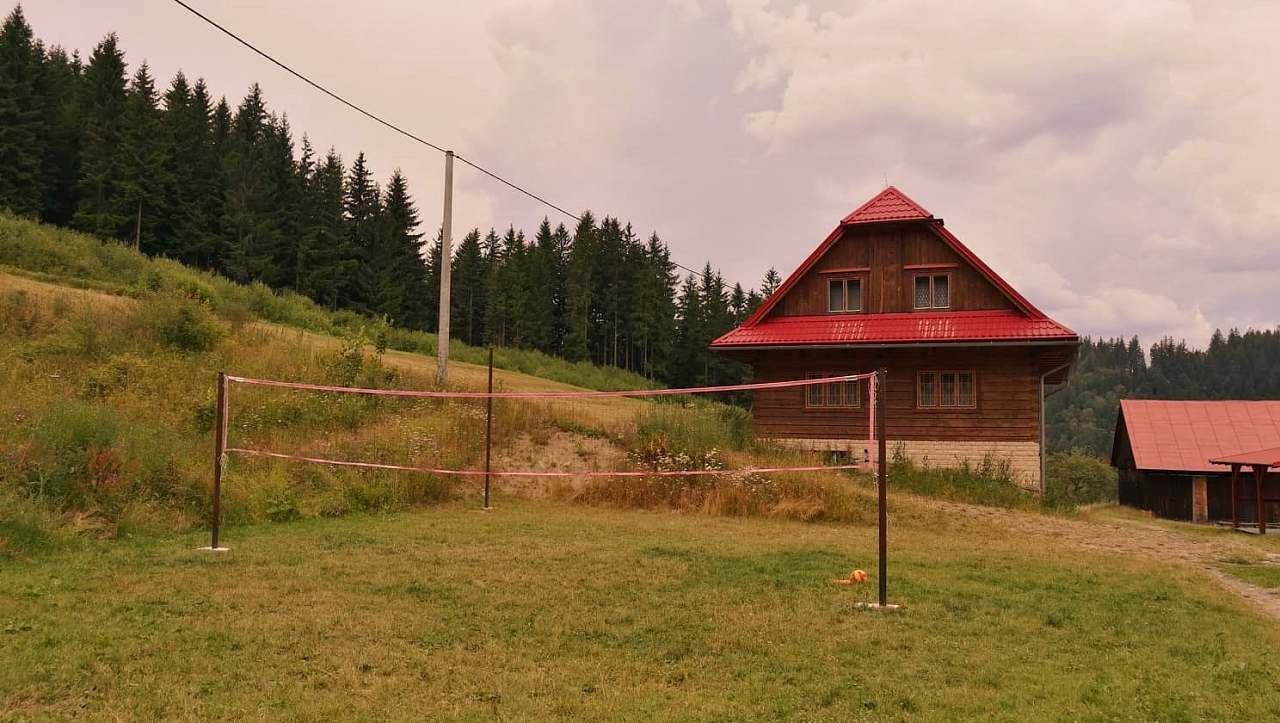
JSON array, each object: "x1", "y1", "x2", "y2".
[{"x1": 1210, "y1": 447, "x2": 1280, "y2": 534}]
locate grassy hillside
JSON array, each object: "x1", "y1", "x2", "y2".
[
  {"x1": 0, "y1": 264, "x2": 861, "y2": 552},
  {"x1": 0, "y1": 212, "x2": 655, "y2": 392}
]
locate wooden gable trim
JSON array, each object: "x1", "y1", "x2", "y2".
[
  {"x1": 927, "y1": 222, "x2": 1047, "y2": 319},
  {"x1": 903, "y1": 262, "x2": 958, "y2": 271},
  {"x1": 741, "y1": 217, "x2": 1046, "y2": 328},
  {"x1": 818, "y1": 266, "x2": 871, "y2": 275}
]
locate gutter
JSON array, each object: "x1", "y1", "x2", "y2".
[
  {"x1": 1039, "y1": 360, "x2": 1075, "y2": 494},
  {"x1": 712, "y1": 339, "x2": 1079, "y2": 351}
]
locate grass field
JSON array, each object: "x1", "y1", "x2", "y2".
[{"x1": 4, "y1": 498, "x2": 1280, "y2": 720}]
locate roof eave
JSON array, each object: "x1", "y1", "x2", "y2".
[{"x1": 710, "y1": 337, "x2": 1080, "y2": 351}]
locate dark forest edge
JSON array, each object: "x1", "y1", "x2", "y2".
[
  {"x1": 0, "y1": 213, "x2": 658, "y2": 393},
  {"x1": 4, "y1": 6, "x2": 1280, "y2": 461}
]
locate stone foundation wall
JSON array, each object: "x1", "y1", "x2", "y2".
[{"x1": 770, "y1": 437, "x2": 1043, "y2": 492}]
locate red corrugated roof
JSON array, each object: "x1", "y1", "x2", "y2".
[
  {"x1": 1210, "y1": 446, "x2": 1280, "y2": 469},
  {"x1": 1118, "y1": 400, "x2": 1280, "y2": 473},
  {"x1": 711, "y1": 309, "x2": 1076, "y2": 348},
  {"x1": 841, "y1": 186, "x2": 933, "y2": 224}
]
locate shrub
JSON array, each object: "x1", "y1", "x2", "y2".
[
  {"x1": 137, "y1": 294, "x2": 227, "y2": 352},
  {"x1": 0, "y1": 491, "x2": 69, "y2": 559},
  {"x1": 627, "y1": 400, "x2": 753, "y2": 463},
  {"x1": 0, "y1": 290, "x2": 41, "y2": 336},
  {"x1": 1045, "y1": 450, "x2": 1116, "y2": 508},
  {"x1": 80, "y1": 353, "x2": 147, "y2": 398}
]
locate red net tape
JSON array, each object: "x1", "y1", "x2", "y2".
[
  {"x1": 225, "y1": 373, "x2": 874, "y2": 399},
  {"x1": 225, "y1": 447, "x2": 870, "y2": 477},
  {"x1": 220, "y1": 372, "x2": 879, "y2": 481}
]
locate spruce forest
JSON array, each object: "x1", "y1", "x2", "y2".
[
  {"x1": 0, "y1": 8, "x2": 768, "y2": 389},
  {"x1": 3, "y1": 6, "x2": 1279, "y2": 458}
]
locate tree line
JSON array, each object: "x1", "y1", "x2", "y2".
[
  {"x1": 0, "y1": 6, "x2": 782, "y2": 385},
  {"x1": 1047, "y1": 329, "x2": 1280, "y2": 456}
]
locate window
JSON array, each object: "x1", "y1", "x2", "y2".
[
  {"x1": 805, "y1": 372, "x2": 862, "y2": 408},
  {"x1": 917, "y1": 371, "x2": 975, "y2": 408},
  {"x1": 827, "y1": 277, "x2": 863, "y2": 313},
  {"x1": 913, "y1": 274, "x2": 950, "y2": 309}
]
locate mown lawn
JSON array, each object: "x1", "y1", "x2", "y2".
[{"x1": 3, "y1": 498, "x2": 1279, "y2": 721}]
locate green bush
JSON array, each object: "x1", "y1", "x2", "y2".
[
  {"x1": 1045, "y1": 450, "x2": 1116, "y2": 508},
  {"x1": 625, "y1": 400, "x2": 754, "y2": 473},
  {"x1": 0, "y1": 290, "x2": 40, "y2": 336},
  {"x1": 137, "y1": 294, "x2": 227, "y2": 352}
]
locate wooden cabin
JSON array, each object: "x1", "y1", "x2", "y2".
[
  {"x1": 1112, "y1": 400, "x2": 1280, "y2": 525},
  {"x1": 710, "y1": 187, "x2": 1079, "y2": 491}
]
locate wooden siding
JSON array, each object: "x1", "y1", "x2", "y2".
[
  {"x1": 742, "y1": 346, "x2": 1068, "y2": 442},
  {"x1": 775, "y1": 223, "x2": 1016, "y2": 317}
]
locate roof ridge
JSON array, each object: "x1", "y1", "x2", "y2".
[{"x1": 841, "y1": 186, "x2": 933, "y2": 225}]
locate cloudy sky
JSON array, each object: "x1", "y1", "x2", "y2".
[{"x1": 25, "y1": 0, "x2": 1280, "y2": 346}]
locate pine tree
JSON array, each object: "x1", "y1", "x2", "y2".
[
  {"x1": 339, "y1": 151, "x2": 378, "y2": 310},
  {"x1": 373, "y1": 169, "x2": 426, "y2": 327},
  {"x1": 257, "y1": 114, "x2": 302, "y2": 288},
  {"x1": 671, "y1": 273, "x2": 705, "y2": 386},
  {"x1": 296, "y1": 149, "x2": 352, "y2": 308},
  {"x1": 492, "y1": 226, "x2": 529, "y2": 346},
  {"x1": 115, "y1": 62, "x2": 168, "y2": 248},
  {"x1": 36, "y1": 45, "x2": 83, "y2": 225},
  {"x1": 71, "y1": 33, "x2": 128, "y2": 237},
  {"x1": 422, "y1": 230, "x2": 442, "y2": 333},
  {"x1": 481, "y1": 228, "x2": 506, "y2": 345},
  {"x1": 629, "y1": 233, "x2": 677, "y2": 378},
  {"x1": 0, "y1": 6, "x2": 44, "y2": 216},
  {"x1": 168, "y1": 77, "x2": 223, "y2": 266},
  {"x1": 562, "y1": 211, "x2": 597, "y2": 362},
  {"x1": 451, "y1": 229, "x2": 488, "y2": 345},
  {"x1": 761, "y1": 267, "x2": 782, "y2": 296},
  {"x1": 221, "y1": 84, "x2": 275, "y2": 282},
  {"x1": 729, "y1": 282, "x2": 748, "y2": 324},
  {"x1": 524, "y1": 219, "x2": 562, "y2": 354},
  {"x1": 550, "y1": 222, "x2": 572, "y2": 353}
]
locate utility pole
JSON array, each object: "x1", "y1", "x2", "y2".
[{"x1": 437, "y1": 150, "x2": 454, "y2": 384}]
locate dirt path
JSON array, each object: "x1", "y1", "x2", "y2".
[{"x1": 911, "y1": 497, "x2": 1280, "y2": 620}]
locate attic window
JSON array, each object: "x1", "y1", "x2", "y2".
[
  {"x1": 827, "y1": 277, "x2": 863, "y2": 313},
  {"x1": 913, "y1": 274, "x2": 950, "y2": 309}
]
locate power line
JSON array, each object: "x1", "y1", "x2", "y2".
[{"x1": 168, "y1": 0, "x2": 701, "y2": 277}]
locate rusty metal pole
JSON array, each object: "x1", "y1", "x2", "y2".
[
  {"x1": 484, "y1": 347, "x2": 494, "y2": 510},
  {"x1": 211, "y1": 372, "x2": 228, "y2": 549},
  {"x1": 876, "y1": 367, "x2": 888, "y2": 607}
]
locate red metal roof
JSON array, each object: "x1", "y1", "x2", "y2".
[
  {"x1": 841, "y1": 186, "x2": 934, "y2": 224},
  {"x1": 1117, "y1": 400, "x2": 1280, "y2": 473},
  {"x1": 1210, "y1": 447, "x2": 1280, "y2": 469},
  {"x1": 711, "y1": 309, "x2": 1076, "y2": 348}
]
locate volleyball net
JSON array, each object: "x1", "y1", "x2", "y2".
[{"x1": 206, "y1": 366, "x2": 883, "y2": 548}]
